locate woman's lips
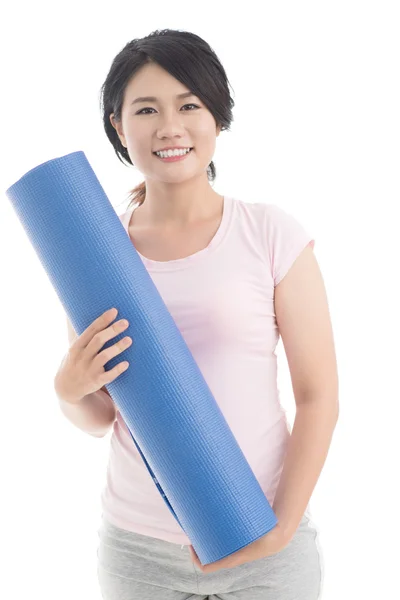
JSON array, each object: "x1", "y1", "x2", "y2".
[{"x1": 153, "y1": 148, "x2": 194, "y2": 162}]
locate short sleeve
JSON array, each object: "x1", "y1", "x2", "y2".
[{"x1": 263, "y1": 204, "x2": 315, "y2": 287}]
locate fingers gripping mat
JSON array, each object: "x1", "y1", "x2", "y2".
[{"x1": 6, "y1": 151, "x2": 277, "y2": 565}]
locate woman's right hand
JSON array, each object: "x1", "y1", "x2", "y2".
[{"x1": 54, "y1": 307, "x2": 132, "y2": 405}]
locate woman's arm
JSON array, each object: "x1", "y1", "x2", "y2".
[{"x1": 272, "y1": 244, "x2": 339, "y2": 540}]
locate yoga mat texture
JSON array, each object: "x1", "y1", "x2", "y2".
[{"x1": 6, "y1": 151, "x2": 278, "y2": 564}]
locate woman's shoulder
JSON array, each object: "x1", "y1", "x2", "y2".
[
  {"x1": 235, "y1": 197, "x2": 308, "y2": 230},
  {"x1": 233, "y1": 197, "x2": 277, "y2": 232},
  {"x1": 116, "y1": 203, "x2": 137, "y2": 228},
  {"x1": 234, "y1": 196, "x2": 278, "y2": 216}
]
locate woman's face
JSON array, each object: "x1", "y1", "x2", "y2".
[{"x1": 110, "y1": 62, "x2": 221, "y2": 184}]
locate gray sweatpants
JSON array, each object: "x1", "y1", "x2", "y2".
[{"x1": 96, "y1": 514, "x2": 323, "y2": 599}]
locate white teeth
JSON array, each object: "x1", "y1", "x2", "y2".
[{"x1": 156, "y1": 148, "x2": 191, "y2": 158}]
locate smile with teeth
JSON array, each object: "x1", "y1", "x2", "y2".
[{"x1": 155, "y1": 148, "x2": 193, "y2": 158}]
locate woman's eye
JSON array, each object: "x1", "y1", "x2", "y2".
[{"x1": 136, "y1": 104, "x2": 199, "y2": 115}]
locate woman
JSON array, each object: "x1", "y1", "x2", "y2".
[{"x1": 88, "y1": 28, "x2": 338, "y2": 599}]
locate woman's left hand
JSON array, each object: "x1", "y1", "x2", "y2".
[{"x1": 188, "y1": 523, "x2": 289, "y2": 573}]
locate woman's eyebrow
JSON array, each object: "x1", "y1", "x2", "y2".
[{"x1": 130, "y1": 92, "x2": 196, "y2": 106}]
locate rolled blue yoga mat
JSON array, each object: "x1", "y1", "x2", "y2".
[{"x1": 6, "y1": 151, "x2": 278, "y2": 565}]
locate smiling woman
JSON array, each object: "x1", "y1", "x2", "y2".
[
  {"x1": 99, "y1": 29, "x2": 235, "y2": 212},
  {"x1": 89, "y1": 28, "x2": 331, "y2": 600}
]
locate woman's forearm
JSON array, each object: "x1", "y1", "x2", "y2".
[
  {"x1": 272, "y1": 397, "x2": 339, "y2": 541},
  {"x1": 56, "y1": 388, "x2": 116, "y2": 437}
]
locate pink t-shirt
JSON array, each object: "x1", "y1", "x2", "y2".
[{"x1": 100, "y1": 196, "x2": 315, "y2": 546}]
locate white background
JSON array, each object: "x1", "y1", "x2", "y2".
[{"x1": 1, "y1": 1, "x2": 399, "y2": 598}]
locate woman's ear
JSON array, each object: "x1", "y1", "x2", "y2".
[{"x1": 110, "y1": 113, "x2": 127, "y2": 147}]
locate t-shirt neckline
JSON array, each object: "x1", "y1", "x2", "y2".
[{"x1": 124, "y1": 196, "x2": 233, "y2": 272}]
